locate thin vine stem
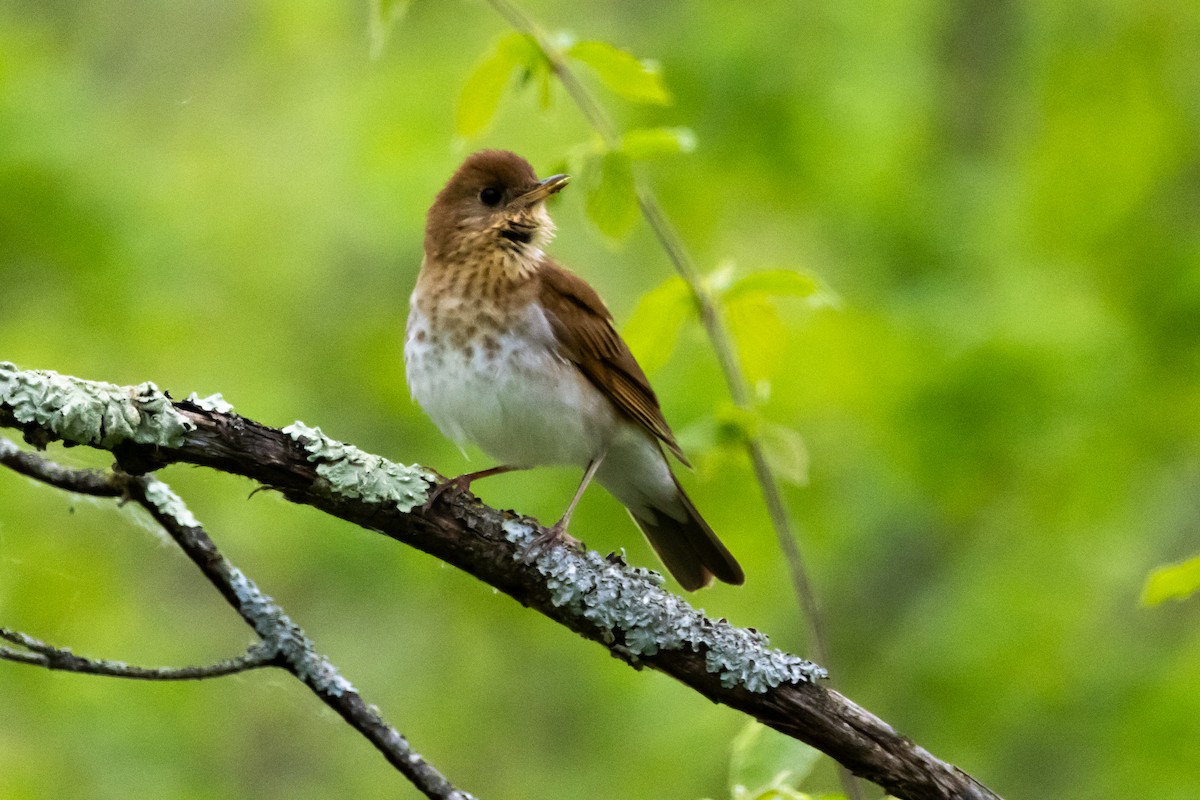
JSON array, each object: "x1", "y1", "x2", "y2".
[
  {"x1": 484, "y1": 0, "x2": 830, "y2": 664},
  {"x1": 481, "y1": 3, "x2": 852, "y2": 796}
]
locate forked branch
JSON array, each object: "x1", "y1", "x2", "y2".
[
  {"x1": 0, "y1": 364, "x2": 1001, "y2": 800},
  {"x1": 0, "y1": 427, "x2": 475, "y2": 800}
]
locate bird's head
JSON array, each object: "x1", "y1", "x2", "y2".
[{"x1": 425, "y1": 150, "x2": 570, "y2": 266}]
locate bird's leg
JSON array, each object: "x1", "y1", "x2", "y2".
[
  {"x1": 422, "y1": 464, "x2": 524, "y2": 511},
  {"x1": 523, "y1": 455, "x2": 604, "y2": 560}
]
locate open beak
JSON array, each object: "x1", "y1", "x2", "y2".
[{"x1": 518, "y1": 173, "x2": 570, "y2": 206}]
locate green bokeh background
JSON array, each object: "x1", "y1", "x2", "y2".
[{"x1": 2, "y1": 1, "x2": 1198, "y2": 798}]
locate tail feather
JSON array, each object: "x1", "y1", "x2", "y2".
[{"x1": 630, "y1": 477, "x2": 744, "y2": 591}]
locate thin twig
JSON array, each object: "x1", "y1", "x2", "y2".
[
  {"x1": 0, "y1": 441, "x2": 477, "y2": 800},
  {"x1": 636, "y1": 191, "x2": 832, "y2": 668},
  {"x1": 124, "y1": 475, "x2": 476, "y2": 800},
  {"x1": 0, "y1": 629, "x2": 276, "y2": 680}
]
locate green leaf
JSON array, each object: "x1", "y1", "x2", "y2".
[
  {"x1": 739, "y1": 790, "x2": 815, "y2": 800},
  {"x1": 730, "y1": 721, "x2": 822, "y2": 799},
  {"x1": 456, "y1": 33, "x2": 544, "y2": 137},
  {"x1": 724, "y1": 288, "x2": 786, "y2": 384},
  {"x1": 714, "y1": 405, "x2": 760, "y2": 447},
  {"x1": 721, "y1": 268, "x2": 834, "y2": 385},
  {"x1": 1141, "y1": 554, "x2": 1200, "y2": 605},
  {"x1": 723, "y1": 269, "x2": 824, "y2": 304},
  {"x1": 621, "y1": 127, "x2": 697, "y2": 160},
  {"x1": 368, "y1": 0, "x2": 411, "y2": 59},
  {"x1": 760, "y1": 423, "x2": 809, "y2": 486},
  {"x1": 582, "y1": 150, "x2": 639, "y2": 239},
  {"x1": 676, "y1": 415, "x2": 720, "y2": 455},
  {"x1": 567, "y1": 40, "x2": 671, "y2": 105},
  {"x1": 622, "y1": 276, "x2": 694, "y2": 374},
  {"x1": 678, "y1": 409, "x2": 808, "y2": 488},
  {"x1": 678, "y1": 406, "x2": 755, "y2": 458}
]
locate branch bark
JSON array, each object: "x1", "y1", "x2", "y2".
[
  {"x1": 0, "y1": 628, "x2": 276, "y2": 680},
  {"x1": 0, "y1": 437, "x2": 477, "y2": 800},
  {"x1": 0, "y1": 365, "x2": 1002, "y2": 800}
]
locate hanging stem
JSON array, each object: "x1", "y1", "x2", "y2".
[
  {"x1": 484, "y1": 0, "x2": 830, "y2": 665},
  {"x1": 481, "y1": 2, "x2": 853, "y2": 797}
]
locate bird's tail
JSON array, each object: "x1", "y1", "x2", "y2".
[{"x1": 629, "y1": 475, "x2": 744, "y2": 591}]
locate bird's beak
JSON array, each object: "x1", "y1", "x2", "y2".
[{"x1": 517, "y1": 174, "x2": 570, "y2": 206}]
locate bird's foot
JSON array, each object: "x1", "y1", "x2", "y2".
[
  {"x1": 420, "y1": 464, "x2": 521, "y2": 512},
  {"x1": 420, "y1": 473, "x2": 472, "y2": 512},
  {"x1": 520, "y1": 520, "x2": 584, "y2": 564}
]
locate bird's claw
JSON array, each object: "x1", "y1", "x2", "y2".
[
  {"x1": 520, "y1": 522, "x2": 583, "y2": 564},
  {"x1": 420, "y1": 474, "x2": 472, "y2": 512}
]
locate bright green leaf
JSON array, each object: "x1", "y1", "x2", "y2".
[
  {"x1": 724, "y1": 289, "x2": 786, "y2": 384},
  {"x1": 368, "y1": 0, "x2": 411, "y2": 59},
  {"x1": 1141, "y1": 554, "x2": 1200, "y2": 605},
  {"x1": 621, "y1": 127, "x2": 697, "y2": 160},
  {"x1": 730, "y1": 721, "x2": 822, "y2": 799},
  {"x1": 622, "y1": 276, "x2": 694, "y2": 374},
  {"x1": 737, "y1": 789, "x2": 813, "y2": 800},
  {"x1": 760, "y1": 423, "x2": 809, "y2": 486},
  {"x1": 723, "y1": 269, "x2": 825, "y2": 304},
  {"x1": 721, "y1": 268, "x2": 834, "y2": 384},
  {"x1": 677, "y1": 408, "x2": 806, "y2": 487},
  {"x1": 583, "y1": 150, "x2": 639, "y2": 239},
  {"x1": 567, "y1": 40, "x2": 671, "y2": 105},
  {"x1": 456, "y1": 33, "x2": 544, "y2": 137}
]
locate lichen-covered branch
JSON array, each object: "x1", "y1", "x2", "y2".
[
  {"x1": 0, "y1": 629, "x2": 276, "y2": 680},
  {"x1": 0, "y1": 417, "x2": 476, "y2": 800},
  {"x1": 482, "y1": 0, "x2": 834, "y2": 678},
  {"x1": 0, "y1": 363, "x2": 1001, "y2": 800},
  {"x1": 123, "y1": 474, "x2": 475, "y2": 800}
]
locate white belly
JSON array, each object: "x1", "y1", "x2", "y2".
[{"x1": 404, "y1": 302, "x2": 618, "y2": 468}]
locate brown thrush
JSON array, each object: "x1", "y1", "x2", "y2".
[{"x1": 404, "y1": 150, "x2": 743, "y2": 590}]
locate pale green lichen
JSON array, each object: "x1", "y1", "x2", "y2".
[
  {"x1": 0, "y1": 362, "x2": 193, "y2": 448},
  {"x1": 184, "y1": 392, "x2": 234, "y2": 414},
  {"x1": 226, "y1": 565, "x2": 354, "y2": 696},
  {"x1": 282, "y1": 421, "x2": 432, "y2": 512},
  {"x1": 502, "y1": 518, "x2": 826, "y2": 692},
  {"x1": 141, "y1": 477, "x2": 202, "y2": 529}
]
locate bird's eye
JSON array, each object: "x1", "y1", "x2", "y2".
[{"x1": 479, "y1": 187, "x2": 503, "y2": 206}]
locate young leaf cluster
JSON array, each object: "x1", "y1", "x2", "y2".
[
  {"x1": 456, "y1": 31, "x2": 694, "y2": 239},
  {"x1": 724, "y1": 720, "x2": 826, "y2": 800},
  {"x1": 621, "y1": 270, "x2": 832, "y2": 485}
]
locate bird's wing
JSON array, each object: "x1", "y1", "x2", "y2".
[{"x1": 537, "y1": 261, "x2": 690, "y2": 465}]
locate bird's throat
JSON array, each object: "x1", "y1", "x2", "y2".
[{"x1": 499, "y1": 227, "x2": 533, "y2": 245}]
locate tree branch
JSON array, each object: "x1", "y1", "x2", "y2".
[
  {"x1": 0, "y1": 629, "x2": 276, "y2": 680},
  {"x1": 0, "y1": 424, "x2": 476, "y2": 800},
  {"x1": 482, "y1": 0, "x2": 833, "y2": 674},
  {"x1": 0, "y1": 363, "x2": 1001, "y2": 800}
]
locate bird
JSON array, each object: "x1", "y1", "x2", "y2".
[{"x1": 404, "y1": 149, "x2": 743, "y2": 590}]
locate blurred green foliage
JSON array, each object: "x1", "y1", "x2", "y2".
[
  {"x1": 1142, "y1": 555, "x2": 1200, "y2": 605},
  {"x1": 1, "y1": 1, "x2": 1198, "y2": 799},
  {"x1": 724, "y1": 722, "x2": 824, "y2": 800}
]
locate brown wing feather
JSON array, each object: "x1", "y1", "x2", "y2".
[{"x1": 537, "y1": 261, "x2": 689, "y2": 465}]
